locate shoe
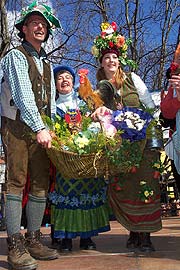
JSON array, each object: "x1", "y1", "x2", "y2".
[
  {"x1": 61, "y1": 238, "x2": 72, "y2": 251},
  {"x1": 80, "y1": 238, "x2": 96, "y2": 250},
  {"x1": 139, "y1": 232, "x2": 155, "y2": 252},
  {"x1": 25, "y1": 230, "x2": 58, "y2": 260},
  {"x1": 126, "y1": 231, "x2": 141, "y2": 250},
  {"x1": 7, "y1": 233, "x2": 38, "y2": 270}
]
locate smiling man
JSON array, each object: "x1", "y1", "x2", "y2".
[{"x1": 0, "y1": 1, "x2": 61, "y2": 270}]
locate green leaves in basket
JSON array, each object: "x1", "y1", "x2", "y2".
[
  {"x1": 106, "y1": 139, "x2": 144, "y2": 170},
  {"x1": 43, "y1": 113, "x2": 145, "y2": 172}
]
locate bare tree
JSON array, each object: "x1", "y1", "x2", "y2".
[{"x1": 0, "y1": 0, "x2": 10, "y2": 59}]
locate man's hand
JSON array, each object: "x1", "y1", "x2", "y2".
[{"x1": 36, "y1": 129, "x2": 52, "y2": 149}]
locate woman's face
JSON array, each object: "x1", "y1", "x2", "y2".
[
  {"x1": 101, "y1": 53, "x2": 119, "y2": 78},
  {"x1": 56, "y1": 71, "x2": 73, "y2": 95}
]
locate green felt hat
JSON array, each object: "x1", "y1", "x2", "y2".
[{"x1": 15, "y1": 1, "x2": 62, "y2": 39}]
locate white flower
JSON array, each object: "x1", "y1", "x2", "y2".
[
  {"x1": 88, "y1": 122, "x2": 101, "y2": 133},
  {"x1": 125, "y1": 119, "x2": 134, "y2": 129},
  {"x1": 115, "y1": 111, "x2": 146, "y2": 130},
  {"x1": 135, "y1": 122, "x2": 144, "y2": 130},
  {"x1": 140, "y1": 181, "x2": 146, "y2": 185}
]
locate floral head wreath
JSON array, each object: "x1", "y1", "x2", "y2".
[{"x1": 91, "y1": 21, "x2": 137, "y2": 69}]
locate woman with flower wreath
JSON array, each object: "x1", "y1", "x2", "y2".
[
  {"x1": 49, "y1": 65, "x2": 110, "y2": 252},
  {"x1": 90, "y1": 21, "x2": 162, "y2": 252}
]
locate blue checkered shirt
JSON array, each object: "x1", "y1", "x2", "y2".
[{"x1": 1, "y1": 42, "x2": 56, "y2": 132}]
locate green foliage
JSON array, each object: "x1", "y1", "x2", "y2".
[
  {"x1": 138, "y1": 181, "x2": 154, "y2": 203},
  {"x1": 107, "y1": 139, "x2": 143, "y2": 168}
]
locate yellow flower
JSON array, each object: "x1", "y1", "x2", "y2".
[
  {"x1": 76, "y1": 136, "x2": 89, "y2": 149},
  {"x1": 55, "y1": 123, "x2": 60, "y2": 130},
  {"x1": 91, "y1": 45, "x2": 99, "y2": 57},
  {"x1": 101, "y1": 22, "x2": 110, "y2": 31},
  {"x1": 144, "y1": 190, "x2": 149, "y2": 197},
  {"x1": 154, "y1": 163, "x2": 160, "y2": 169},
  {"x1": 121, "y1": 44, "x2": 128, "y2": 52},
  {"x1": 150, "y1": 190, "x2": 154, "y2": 196}
]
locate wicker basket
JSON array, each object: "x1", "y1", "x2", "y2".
[
  {"x1": 47, "y1": 146, "x2": 132, "y2": 179},
  {"x1": 47, "y1": 147, "x2": 107, "y2": 179}
]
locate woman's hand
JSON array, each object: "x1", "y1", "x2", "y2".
[{"x1": 91, "y1": 106, "x2": 113, "y2": 121}]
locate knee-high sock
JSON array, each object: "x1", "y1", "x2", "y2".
[
  {"x1": 26, "y1": 194, "x2": 46, "y2": 232},
  {"x1": 5, "y1": 194, "x2": 22, "y2": 236}
]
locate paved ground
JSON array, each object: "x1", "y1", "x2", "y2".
[{"x1": 0, "y1": 216, "x2": 180, "y2": 270}]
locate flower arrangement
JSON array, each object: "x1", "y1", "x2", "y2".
[
  {"x1": 112, "y1": 107, "x2": 153, "y2": 142},
  {"x1": 43, "y1": 108, "x2": 150, "y2": 176},
  {"x1": 138, "y1": 181, "x2": 154, "y2": 203},
  {"x1": 45, "y1": 112, "x2": 119, "y2": 155},
  {"x1": 43, "y1": 105, "x2": 155, "y2": 178},
  {"x1": 91, "y1": 21, "x2": 137, "y2": 69}
]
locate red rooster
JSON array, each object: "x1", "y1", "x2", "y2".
[{"x1": 78, "y1": 69, "x2": 104, "y2": 111}]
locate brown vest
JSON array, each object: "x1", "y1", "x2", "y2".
[
  {"x1": 99, "y1": 73, "x2": 141, "y2": 110},
  {"x1": 16, "y1": 45, "x2": 51, "y2": 117},
  {"x1": 1, "y1": 45, "x2": 52, "y2": 139},
  {"x1": 120, "y1": 73, "x2": 140, "y2": 107}
]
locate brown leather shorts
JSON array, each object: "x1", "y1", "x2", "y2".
[{"x1": 1, "y1": 116, "x2": 50, "y2": 197}]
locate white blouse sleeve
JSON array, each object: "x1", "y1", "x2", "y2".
[{"x1": 131, "y1": 72, "x2": 155, "y2": 109}]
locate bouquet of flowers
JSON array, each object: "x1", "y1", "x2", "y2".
[
  {"x1": 112, "y1": 107, "x2": 153, "y2": 142},
  {"x1": 44, "y1": 110, "x2": 124, "y2": 179},
  {"x1": 46, "y1": 111, "x2": 119, "y2": 155},
  {"x1": 44, "y1": 107, "x2": 153, "y2": 179}
]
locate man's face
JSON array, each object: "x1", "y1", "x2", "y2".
[{"x1": 22, "y1": 14, "x2": 48, "y2": 44}]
